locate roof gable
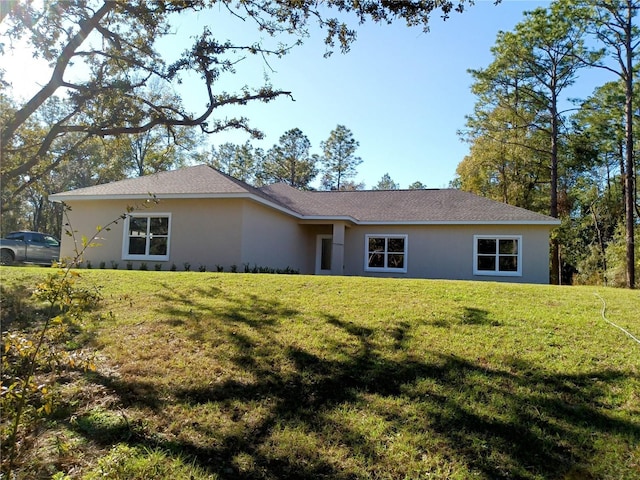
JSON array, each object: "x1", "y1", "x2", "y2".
[
  {"x1": 50, "y1": 165, "x2": 254, "y2": 197},
  {"x1": 51, "y1": 165, "x2": 560, "y2": 225}
]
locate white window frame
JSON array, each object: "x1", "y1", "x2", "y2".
[
  {"x1": 364, "y1": 234, "x2": 408, "y2": 273},
  {"x1": 473, "y1": 235, "x2": 522, "y2": 277},
  {"x1": 122, "y1": 213, "x2": 171, "y2": 261}
]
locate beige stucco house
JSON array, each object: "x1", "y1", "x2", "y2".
[{"x1": 50, "y1": 165, "x2": 560, "y2": 283}]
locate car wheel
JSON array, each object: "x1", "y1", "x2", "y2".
[{"x1": 0, "y1": 250, "x2": 14, "y2": 265}]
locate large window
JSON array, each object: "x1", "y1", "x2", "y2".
[
  {"x1": 473, "y1": 235, "x2": 521, "y2": 276},
  {"x1": 365, "y1": 234, "x2": 407, "y2": 273},
  {"x1": 123, "y1": 214, "x2": 171, "y2": 261}
]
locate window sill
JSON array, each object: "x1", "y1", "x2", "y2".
[
  {"x1": 365, "y1": 267, "x2": 407, "y2": 274},
  {"x1": 473, "y1": 270, "x2": 522, "y2": 277},
  {"x1": 122, "y1": 255, "x2": 169, "y2": 262}
]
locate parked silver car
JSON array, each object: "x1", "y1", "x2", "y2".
[{"x1": 0, "y1": 231, "x2": 61, "y2": 265}]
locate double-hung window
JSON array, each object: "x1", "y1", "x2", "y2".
[
  {"x1": 123, "y1": 213, "x2": 171, "y2": 261},
  {"x1": 473, "y1": 235, "x2": 521, "y2": 276},
  {"x1": 365, "y1": 234, "x2": 407, "y2": 273}
]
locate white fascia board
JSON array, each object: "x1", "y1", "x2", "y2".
[
  {"x1": 298, "y1": 218, "x2": 558, "y2": 226},
  {"x1": 50, "y1": 192, "x2": 252, "y2": 202},
  {"x1": 298, "y1": 215, "x2": 358, "y2": 223},
  {"x1": 354, "y1": 220, "x2": 561, "y2": 226}
]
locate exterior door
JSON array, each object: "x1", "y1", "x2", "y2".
[{"x1": 315, "y1": 235, "x2": 333, "y2": 274}]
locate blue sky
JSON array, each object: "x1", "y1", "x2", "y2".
[
  {"x1": 3, "y1": 0, "x2": 615, "y2": 189},
  {"x1": 167, "y1": 0, "x2": 614, "y2": 189}
]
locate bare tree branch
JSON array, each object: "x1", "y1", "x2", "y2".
[{"x1": 1, "y1": 2, "x2": 115, "y2": 147}]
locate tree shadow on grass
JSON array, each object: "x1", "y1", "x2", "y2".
[
  {"x1": 72, "y1": 292, "x2": 640, "y2": 480},
  {"x1": 0, "y1": 281, "x2": 49, "y2": 329},
  {"x1": 460, "y1": 306, "x2": 501, "y2": 326},
  {"x1": 153, "y1": 282, "x2": 299, "y2": 339}
]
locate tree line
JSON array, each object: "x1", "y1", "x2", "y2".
[
  {"x1": 209, "y1": 125, "x2": 363, "y2": 190},
  {"x1": 208, "y1": 125, "x2": 423, "y2": 191},
  {"x1": 453, "y1": 0, "x2": 638, "y2": 287}
]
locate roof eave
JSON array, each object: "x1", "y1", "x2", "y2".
[
  {"x1": 50, "y1": 192, "x2": 251, "y2": 202},
  {"x1": 354, "y1": 220, "x2": 561, "y2": 226},
  {"x1": 298, "y1": 215, "x2": 359, "y2": 225}
]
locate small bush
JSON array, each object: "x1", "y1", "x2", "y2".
[
  {"x1": 1, "y1": 271, "x2": 101, "y2": 472},
  {"x1": 126, "y1": 262, "x2": 133, "y2": 271},
  {"x1": 110, "y1": 261, "x2": 119, "y2": 270},
  {"x1": 154, "y1": 264, "x2": 162, "y2": 271},
  {"x1": 183, "y1": 262, "x2": 191, "y2": 272},
  {"x1": 198, "y1": 265, "x2": 206, "y2": 272},
  {"x1": 99, "y1": 262, "x2": 106, "y2": 269},
  {"x1": 139, "y1": 263, "x2": 148, "y2": 271}
]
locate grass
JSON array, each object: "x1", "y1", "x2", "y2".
[{"x1": 1, "y1": 267, "x2": 639, "y2": 479}]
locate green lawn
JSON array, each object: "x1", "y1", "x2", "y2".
[{"x1": 1, "y1": 267, "x2": 639, "y2": 479}]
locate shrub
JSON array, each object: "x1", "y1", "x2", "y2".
[
  {"x1": 604, "y1": 224, "x2": 640, "y2": 287},
  {"x1": 2, "y1": 270, "x2": 101, "y2": 474}
]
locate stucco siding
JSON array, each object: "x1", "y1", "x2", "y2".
[
  {"x1": 61, "y1": 198, "x2": 247, "y2": 270},
  {"x1": 240, "y1": 202, "x2": 313, "y2": 273},
  {"x1": 58, "y1": 200, "x2": 131, "y2": 264},
  {"x1": 168, "y1": 198, "x2": 244, "y2": 269},
  {"x1": 59, "y1": 196, "x2": 552, "y2": 283},
  {"x1": 343, "y1": 224, "x2": 552, "y2": 284}
]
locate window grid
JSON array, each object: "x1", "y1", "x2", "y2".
[
  {"x1": 473, "y1": 235, "x2": 522, "y2": 276},
  {"x1": 123, "y1": 214, "x2": 171, "y2": 261},
  {"x1": 365, "y1": 235, "x2": 407, "y2": 273}
]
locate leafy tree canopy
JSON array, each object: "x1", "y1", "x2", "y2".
[
  {"x1": 408, "y1": 181, "x2": 427, "y2": 189},
  {"x1": 373, "y1": 173, "x2": 399, "y2": 190},
  {"x1": 0, "y1": 0, "x2": 469, "y2": 196},
  {"x1": 260, "y1": 128, "x2": 318, "y2": 189},
  {"x1": 319, "y1": 125, "x2": 362, "y2": 190}
]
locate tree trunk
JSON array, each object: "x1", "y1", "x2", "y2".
[
  {"x1": 550, "y1": 92, "x2": 560, "y2": 285},
  {"x1": 623, "y1": 3, "x2": 635, "y2": 288},
  {"x1": 624, "y1": 70, "x2": 635, "y2": 288},
  {"x1": 591, "y1": 206, "x2": 608, "y2": 285}
]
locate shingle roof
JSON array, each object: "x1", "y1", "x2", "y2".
[
  {"x1": 50, "y1": 164, "x2": 254, "y2": 196},
  {"x1": 50, "y1": 165, "x2": 559, "y2": 225},
  {"x1": 259, "y1": 183, "x2": 557, "y2": 223}
]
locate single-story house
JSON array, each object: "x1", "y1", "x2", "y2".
[{"x1": 50, "y1": 164, "x2": 560, "y2": 283}]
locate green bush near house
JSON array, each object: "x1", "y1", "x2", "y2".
[{"x1": 1, "y1": 267, "x2": 638, "y2": 480}]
